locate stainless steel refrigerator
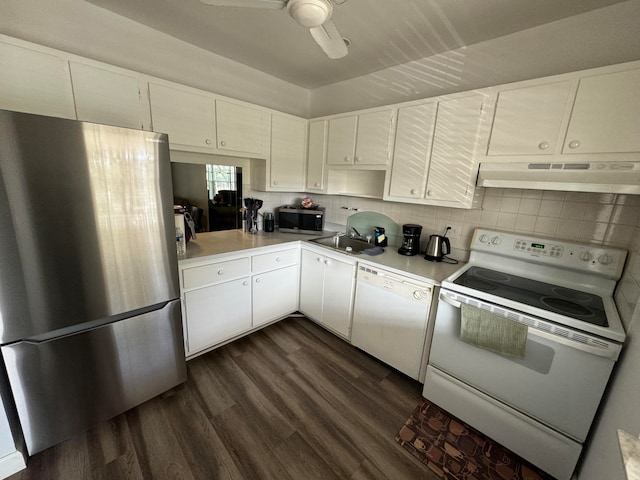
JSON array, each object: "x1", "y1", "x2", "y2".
[{"x1": 0, "y1": 110, "x2": 186, "y2": 455}]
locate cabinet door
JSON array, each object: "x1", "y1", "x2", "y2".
[
  {"x1": 388, "y1": 102, "x2": 437, "y2": 199},
  {"x1": 253, "y1": 265, "x2": 299, "y2": 327},
  {"x1": 0, "y1": 42, "x2": 75, "y2": 119},
  {"x1": 149, "y1": 82, "x2": 216, "y2": 149},
  {"x1": 270, "y1": 114, "x2": 306, "y2": 190},
  {"x1": 563, "y1": 69, "x2": 640, "y2": 154},
  {"x1": 299, "y1": 249, "x2": 325, "y2": 321},
  {"x1": 327, "y1": 115, "x2": 357, "y2": 165},
  {"x1": 426, "y1": 95, "x2": 484, "y2": 206},
  {"x1": 306, "y1": 120, "x2": 327, "y2": 191},
  {"x1": 321, "y1": 255, "x2": 355, "y2": 338},
  {"x1": 216, "y1": 99, "x2": 266, "y2": 155},
  {"x1": 71, "y1": 62, "x2": 151, "y2": 130},
  {"x1": 183, "y1": 277, "x2": 251, "y2": 354},
  {"x1": 488, "y1": 81, "x2": 572, "y2": 156},
  {"x1": 355, "y1": 109, "x2": 394, "y2": 165}
]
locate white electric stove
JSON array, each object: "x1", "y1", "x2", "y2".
[{"x1": 423, "y1": 228, "x2": 627, "y2": 480}]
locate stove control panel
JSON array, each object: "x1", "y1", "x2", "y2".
[
  {"x1": 472, "y1": 229, "x2": 627, "y2": 279},
  {"x1": 513, "y1": 238, "x2": 564, "y2": 257}
]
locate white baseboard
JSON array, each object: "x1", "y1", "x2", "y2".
[{"x1": 0, "y1": 451, "x2": 26, "y2": 479}]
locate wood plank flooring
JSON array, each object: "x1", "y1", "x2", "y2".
[{"x1": 8, "y1": 316, "x2": 436, "y2": 480}]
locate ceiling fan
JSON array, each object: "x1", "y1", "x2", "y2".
[{"x1": 198, "y1": 0, "x2": 349, "y2": 59}]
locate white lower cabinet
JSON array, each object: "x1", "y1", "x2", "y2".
[
  {"x1": 184, "y1": 276, "x2": 252, "y2": 355},
  {"x1": 299, "y1": 247, "x2": 356, "y2": 338},
  {"x1": 180, "y1": 246, "x2": 300, "y2": 358},
  {"x1": 253, "y1": 265, "x2": 299, "y2": 327},
  {"x1": 252, "y1": 248, "x2": 299, "y2": 327}
]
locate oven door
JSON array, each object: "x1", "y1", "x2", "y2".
[{"x1": 428, "y1": 289, "x2": 620, "y2": 442}]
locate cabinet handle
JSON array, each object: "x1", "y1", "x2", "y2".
[
  {"x1": 217, "y1": 269, "x2": 224, "y2": 275},
  {"x1": 220, "y1": 140, "x2": 226, "y2": 147},
  {"x1": 344, "y1": 156, "x2": 350, "y2": 162},
  {"x1": 275, "y1": 257, "x2": 281, "y2": 262},
  {"x1": 205, "y1": 139, "x2": 212, "y2": 145},
  {"x1": 426, "y1": 190, "x2": 433, "y2": 196},
  {"x1": 324, "y1": 259, "x2": 331, "y2": 265},
  {"x1": 410, "y1": 189, "x2": 418, "y2": 195},
  {"x1": 538, "y1": 141, "x2": 549, "y2": 150},
  {"x1": 243, "y1": 281, "x2": 248, "y2": 286},
  {"x1": 355, "y1": 156, "x2": 361, "y2": 163},
  {"x1": 568, "y1": 140, "x2": 581, "y2": 149},
  {"x1": 314, "y1": 182, "x2": 320, "y2": 187},
  {"x1": 255, "y1": 277, "x2": 261, "y2": 283},
  {"x1": 273, "y1": 180, "x2": 278, "y2": 185}
]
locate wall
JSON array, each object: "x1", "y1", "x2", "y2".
[
  {"x1": 246, "y1": 186, "x2": 640, "y2": 253},
  {"x1": 309, "y1": 0, "x2": 640, "y2": 117},
  {"x1": 0, "y1": 0, "x2": 310, "y2": 117}
]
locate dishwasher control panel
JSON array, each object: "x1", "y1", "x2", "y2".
[{"x1": 357, "y1": 265, "x2": 432, "y2": 300}]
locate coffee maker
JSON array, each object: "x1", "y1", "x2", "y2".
[{"x1": 398, "y1": 224, "x2": 422, "y2": 256}]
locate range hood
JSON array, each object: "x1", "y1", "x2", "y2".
[{"x1": 477, "y1": 161, "x2": 640, "y2": 194}]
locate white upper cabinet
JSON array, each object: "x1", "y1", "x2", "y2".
[
  {"x1": 306, "y1": 120, "x2": 328, "y2": 192},
  {"x1": 327, "y1": 109, "x2": 394, "y2": 166},
  {"x1": 0, "y1": 42, "x2": 75, "y2": 119},
  {"x1": 327, "y1": 115, "x2": 357, "y2": 165},
  {"x1": 70, "y1": 62, "x2": 151, "y2": 130},
  {"x1": 425, "y1": 94, "x2": 485, "y2": 207},
  {"x1": 563, "y1": 68, "x2": 640, "y2": 154},
  {"x1": 149, "y1": 82, "x2": 216, "y2": 150},
  {"x1": 354, "y1": 109, "x2": 394, "y2": 165},
  {"x1": 387, "y1": 102, "x2": 437, "y2": 200},
  {"x1": 215, "y1": 99, "x2": 267, "y2": 156},
  {"x1": 487, "y1": 81, "x2": 573, "y2": 156},
  {"x1": 269, "y1": 113, "x2": 307, "y2": 190}
]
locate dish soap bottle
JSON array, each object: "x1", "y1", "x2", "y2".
[{"x1": 374, "y1": 226, "x2": 387, "y2": 247}]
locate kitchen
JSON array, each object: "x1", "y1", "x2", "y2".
[{"x1": 1, "y1": 0, "x2": 640, "y2": 479}]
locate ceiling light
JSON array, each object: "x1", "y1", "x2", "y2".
[{"x1": 287, "y1": 0, "x2": 333, "y2": 28}]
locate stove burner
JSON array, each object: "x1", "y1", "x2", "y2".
[
  {"x1": 463, "y1": 278, "x2": 497, "y2": 291},
  {"x1": 540, "y1": 296, "x2": 595, "y2": 318},
  {"x1": 473, "y1": 269, "x2": 511, "y2": 283},
  {"x1": 453, "y1": 266, "x2": 609, "y2": 327},
  {"x1": 551, "y1": 287, "x2": 593, "y2": 303}
]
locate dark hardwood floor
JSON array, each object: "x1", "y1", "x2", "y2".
[{"x1": 8, "y1": 316, "x2": 435, "y2": 480}]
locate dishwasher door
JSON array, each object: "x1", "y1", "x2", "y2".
[{"x1": 351, "y1": 265, "x2": 433, "y2": 379}]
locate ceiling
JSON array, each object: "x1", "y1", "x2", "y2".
[{"x1": 84, "y1": 0, "x2": 630, "y2": 89}]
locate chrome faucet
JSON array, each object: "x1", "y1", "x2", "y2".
[{"x1": 350, "y1": 226, "x2": 363, "y2": 239}]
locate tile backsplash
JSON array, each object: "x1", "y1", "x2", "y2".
[{"x1": 245, "y1": 185, "x2": 640, "y2": 329}]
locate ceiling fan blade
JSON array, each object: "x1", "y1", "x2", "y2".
[
  {"x1": 309, "y1": 20, "x2": 348, "y2": 59},
  {"x1": 199, "y1": 0, "x2": 285, "y2": 9}
]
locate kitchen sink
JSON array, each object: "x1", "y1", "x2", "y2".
[{"x1": 309, "y1": 235, "x2": 373, "y2": 254}]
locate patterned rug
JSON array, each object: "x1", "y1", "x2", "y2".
[{"x1": 395, "y1": 400, "x2": 555, "y2": 480}]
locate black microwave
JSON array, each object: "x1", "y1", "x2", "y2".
[{"x1": 278, "y1": 206, "x2": 325, "y2": 234}]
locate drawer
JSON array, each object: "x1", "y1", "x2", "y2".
[
  {"x1": 252, "y1": 248, "x2": 298, "y2": 274},
  {"x1": 182, "y1": 257, "x2": 250, "y2": 290}
]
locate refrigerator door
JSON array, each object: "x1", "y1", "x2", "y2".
[
  {"x1": 0, "y1": 110, "x2": 179, "y2": 343},
  {"x1": 1, "y1": 300, "x2": 186, "y2": 454}
]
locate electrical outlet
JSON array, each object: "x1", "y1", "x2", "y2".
[{"x1": 447, "y1": 224, "x2": 461, "y2": 238}]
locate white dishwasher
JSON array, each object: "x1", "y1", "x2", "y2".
[{"x1": 351, "y1": 265, "x2": 433, "y2": 380}]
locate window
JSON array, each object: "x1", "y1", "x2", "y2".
[{"x1": 206, "y1": 164, "x2": 237, "y2": 200}]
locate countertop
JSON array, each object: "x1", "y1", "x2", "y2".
[{"x1": 179, "y1": 229, "x2": 464, "y2": 285}]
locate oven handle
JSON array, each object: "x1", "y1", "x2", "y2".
[{"x1": 438, "y1": 291, "x2": 621, "y2": 360}]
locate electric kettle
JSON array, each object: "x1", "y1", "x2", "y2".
[{"x1": 424, "y1": 234, "x2": 451, "y2": 262}]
